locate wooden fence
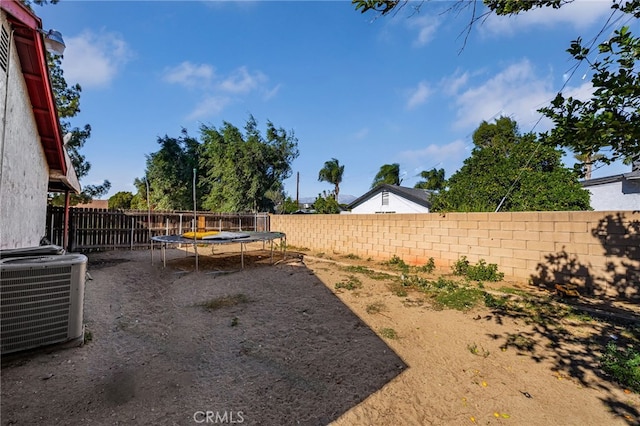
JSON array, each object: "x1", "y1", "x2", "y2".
[{"x1": 46, "y1": 206, "x2": 270, "y2": 252}]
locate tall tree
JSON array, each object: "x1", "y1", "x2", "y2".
[
  {"x1": 46, "y1": 55, "x2": 111, "y2": 205},
  {"x1": 318, "y1": 158, "x2": 345, "y2": 201},
  {"x1": 431, "y1": 117, "x2": 591, "y2": 212},
  {"x1": 199, "y1": 116, "x2": 298, "y2": 212},
  {"x1": 574, "y1": 152, "x2": 605, "y2": 181},
  {"x1": 142, "y1": 130, "x2": 201, "y2": 211},
  {"x1": 32, "y1": 0, "x2": 110, "y2": 205},
  {"x1": 353, "y1": 0, "x2": 640, "y2": 167},
  {"x1": 414, "y1": 168, "x2": 446, "y2": 191},
  {"x1": 108, "y1": 191, "x2": 134, "y2": 210},
  {"x1": 371, "y1": 163, "x2": 401, "y2": 188}
]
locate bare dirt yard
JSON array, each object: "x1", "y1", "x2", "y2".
[{"x1": 1, "y1": 245, "x2": 639, "y2": 425}]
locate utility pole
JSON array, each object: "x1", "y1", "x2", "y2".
[{"x1": 296, "y1": 171, "x2": 300, "y2": 208}]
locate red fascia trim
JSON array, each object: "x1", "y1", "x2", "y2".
[
  {"x1": 2, "y1": 0, "x2": 67, "y2": 175},
  {"x1": 0, "y1": 0, "x2": 41, "y2": 30},
  {"x1": 33, "y1": 27, "x2": 67, "y2": 174}
]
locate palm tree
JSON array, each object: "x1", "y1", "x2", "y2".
[
  {"x1": 318, "y1": 158, "x2": 345, "y2": 201},
  {"x1": 371, "y1": 163, "x2": 401, "y2": 188},
  {"x1": 574, "y1": 152, "x2": 604, "y2": 180},
  {"x1": 414, "y1": 168, "x2": 446, "y2": 191}
]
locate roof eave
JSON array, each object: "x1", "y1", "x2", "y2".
[{"x1": 2, "y1": 0, "x2": 67, "y2": 175}]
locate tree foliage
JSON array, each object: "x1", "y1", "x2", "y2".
[
  {"x1": 431, "y1": 117, "x2": 591, "y2": 212},
  {"x1": 46, "y1": 48, "x2": 110, "y2": 205},
  {"x1": 318, "y1": 158, "x2": 345, "y2": 200},
  {"x1": 279, "y1": 196, "x2": 300, "y2": 214},
  {"x1": 414, "y1": 168, "x2": 446, "y2": 191},
  {"x1": 353, "y1": 0, "x2": 640, "y2": 167},
  {"x1": 144, "y1": 130, "x2": 202, "y2": 211},
  {"x1": 108, "y1": 191, "x2": 134, "y2": 210},
  {"x1": 371, "y1": 163, "x2": 401, "y2": 188},
  {"x1": 199, "y1": 116, "x2": 298, "y2": 212},
  {"x1": 313, "y1": 193, "x2": 341, "y2": 214}
]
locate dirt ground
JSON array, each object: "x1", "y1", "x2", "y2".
[{"x1": 1, "y1": 245, "x2": 639, "y2": 425}]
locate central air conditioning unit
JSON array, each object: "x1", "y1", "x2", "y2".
[{"x1": 0, "y1": 253, "x2": 87, "y2": 355}]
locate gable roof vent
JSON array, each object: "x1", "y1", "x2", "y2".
[{"x1": 0, "y1": 25, "x2": 8, "y2": 73}]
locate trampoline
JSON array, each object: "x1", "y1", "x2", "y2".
[{"x1": 151, "y1": 231, "x2": 286, "y2": 271}]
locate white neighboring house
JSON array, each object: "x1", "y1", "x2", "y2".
[
  {"x1": 581, "y1": 164, "x2": 640, "y2": 211},
  {"x1": 0, "y1": 0, "x2": 80, "y2": 250},
  {"x1": 347, "y1": 184, "x2": 432, "y2": 214}
]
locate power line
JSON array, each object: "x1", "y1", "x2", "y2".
[{"x1": 494, "y1": 4, "x2": 624, "y2": 212}]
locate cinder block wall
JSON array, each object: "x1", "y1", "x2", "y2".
[{"x1": 270, "y1": 211, "x2": 640, "y2": 301}]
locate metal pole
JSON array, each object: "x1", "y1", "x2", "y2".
[
  {"x1": 193, "y1": 168, "x2": 198, "y2": 272},
  {"x1": 146, "y1": 177, "x2": 151, "y2": 247}
]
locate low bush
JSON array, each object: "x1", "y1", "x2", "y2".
[
  {"x1": 452, "y1": 256, "x2": 504, "y2": 282},
  {"x1": 600, "y1": 342, "x2": 640, "y2": 392}
]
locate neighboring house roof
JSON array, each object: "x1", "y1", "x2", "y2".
[
  {"x1": 347, "y1": 184, "x2": 433, "y2": 210},
  {"x1": 580, "y1": 170, "x2": 640, "y2": 188},
  {"x1": 74, "y1": 199, "x2": 109, "y2": 209},
  {"x1": 1, "y1": 0, "x2": 79, "y2": 193}
]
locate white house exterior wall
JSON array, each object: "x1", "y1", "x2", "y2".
[
  {"x1": 587, "y1": 181, "x2": 640, "y2": 211},
  {"x1": 351, "y1": 191, "x2": 429, "y2": 214},
  {"x1": 0, "y1": 14, "x2": 50, "y2": 249}
]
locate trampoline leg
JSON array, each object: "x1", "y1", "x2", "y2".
[
  {"x1": 241, "y1": 243, "x2": 245, "y2": 269},
  {"x1": 194, "y1": 241, "x2": 198, "y2": 272}
]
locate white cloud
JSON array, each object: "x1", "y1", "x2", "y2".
[
  {"x1": 441, "y1": 70, "x2": 470, "y2": 96},
  {"x1": 398, "y1": 139, "x2": 467, "y2": 167},
  {"x1": 406, "y1": 81, "x2": 432, "y2": 109},
  {"x1": 163, "y1": 62, "x2": 215, "y2": 88},
  {"x1": 263, "y1": 84, "x2": 281, "y2": 101},
  {"x1": 63, "y1": 30, "x2": 132, "y2": 88},
  {"x1": 449, "y1": 59, "x2": 595, "y2": 132},
  {"x1": 187, "y1": 95, "x2": 231, "y2": 121},
  {"x1": 218, "y1": 66, "x2": 267, "y2": 94},
  {"x1": 408, "y1": 16, "x2": 440, "y2": 47},
  {"x1": 480, "y1": 0, "x2": 614, "y2": 36},
  {"x1": 450, "y1": 59, "x2": 549, "y2": 130},
  {"x1": 164, "y1": 63, "x2": 276, "y2": 119},
  {"x1": 564, "y1": 80, "x2": 595, "y2": 102}
]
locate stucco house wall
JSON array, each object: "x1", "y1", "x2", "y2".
[
  {"x1": 0, "y1": 13, "x2": 50, "y2": 249},
  {"x1": 585, "y1": 180, "x2": 640, "y2": 211},
  {"x1": 350, "y1": 191, "x2": 430, "y2": 214}
]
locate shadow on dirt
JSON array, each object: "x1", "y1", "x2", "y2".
[{"x1": 487, "y1": 212, "x2": 640, "y2": 425}]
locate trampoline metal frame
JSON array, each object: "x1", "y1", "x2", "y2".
[{"x1": 151, "y1": 231, "x2": 286, "y2": 271}]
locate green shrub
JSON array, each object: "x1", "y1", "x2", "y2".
[
  {"x1": 484, "y1": 293, "x2": 509, "y2": 309},
  {"x1": 452, "y1": 256, "x2": 470, "y2": 275},
  {"x1": 452, "y1": 256, "x2": 504, "y2": 282},
  {"x1": 387, "y1": 255, "x2": 409, "y2": 273},
  {"x1": 434, "y1": 286, "x2": 484, "y2": 311},
  {"x1": 335, "y1": 275, "x2": 362, "y2": 290},
  {"x1": 601, "y1": 342, "x2": 640, "y2": 392},
  {"x1": 380, "y1": 328, "x2": 398, "y2": 339},
  {"x1": 416, "y1": 257, "x2": 436, "y2": 273},
  {"x1": 366, "y1": 302, "x2": 386, "y2": 314}
]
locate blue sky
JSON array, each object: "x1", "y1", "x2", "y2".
[{"x1": 36, "y1": 0, "x2": 635, "y2": 202}]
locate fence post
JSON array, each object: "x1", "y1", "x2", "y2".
[{"x1": 130, "y1": 216, "x2": 134, "y2": 250}]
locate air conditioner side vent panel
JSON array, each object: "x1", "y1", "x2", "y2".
[{"x1": 0, "y1": 253, "x2": 87, "y2": 355}]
